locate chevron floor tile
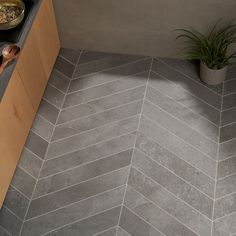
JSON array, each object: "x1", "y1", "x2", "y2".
[{"x1": 1, "y1": 48, "x2": 236, "y2": 236}]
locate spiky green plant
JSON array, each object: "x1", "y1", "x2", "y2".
[{"x1": 176, "y1": 21, "x2": 236, "y2": 69}]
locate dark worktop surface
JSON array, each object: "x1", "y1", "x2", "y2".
[{"x1": 0, "y1": 0, "x2": 42, "y2": 101}]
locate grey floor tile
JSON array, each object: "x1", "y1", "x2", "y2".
[
  {"x1": 49, "y1": 69, "x2": 70, "y2": 93},
  {"x1": 224, "y1": 79, "x2": 236, "y2": 95},
  {"x1": 54, "y1": 56, "x2": 75, "y2": 78},
  {"x1": 120, "y1": 206, "x2": 165, "y2": 236},
  {"x1": 95, "y1": 227, "x2": 117, "y2": 236},
  {"x1": 132, "y1": 149, "x2": 214, "y2": 219},
  {"x1": 27, "y1": 167, "x2": 129, "y2": 219},
  {"x1": 10, "y1": 167, "x2": 36, "y2": 199},
  {"x1": 143, "y1": 100, "x2": 217, "y2": 159},
  {"x1": 116, "y1": 227, "x2": 132, "y2": 236},
  {"x1": 46, "y1": 116, "x2": 139, "y2": 159},
  {"x1": 221, "y1": 107, "x2": 236, "y2": 126},
  {"x1": 59, "y1": 48, "x2": 81, "y2": 65},
  {"x1": 219, "y1": 139, "x2": 236, "y2": 161},
  {"x1": 25, "y1": 131, "x2": 49, "y2": 160},
  {"x1": 160, "y1": 58, "x2": 223, "y2": 95},
  {"x1": 128, "y1": 168, "x2": 211, "y2": 236},
  {"x1": 38, "y1": 99, "x2": 60, "y2": 125},
  {"x1": 34, "y1": 149, "x2": 132, "y2": 198},
  {"x1": 220, "y1": 122, "x2": 236, "y2": 143},
  {"x1": 149, "y1": 72, "x2": 220, "y2": 125},
  {"x1": 43, "y1": 84, "x2": 65, "y2": 109},
  {"x1": 136, "y1": 132, "x2": 215, "y2": 198},
  {"x1": 124, "y1": 186, "x2": 198, "y2": 236},
  {"x1": 69, "y1": 59, "x2": 150, "y2": 92},
  {"x1": 214, "y1": 193, "x2": 236, "y2": 219},
  {"x1": 3, "y1": 187, "x2": 29, "y2": 220},
  {"x1": 58, "y1": 86, "x2": 145, "y2": 124},
  {"x1": 43, "y1": 207, "x2": 121, "y2": 236},
  {"x1": 215, "y1": 173, "x2": 236, "y2": 199},
  {"x1": 0, "y1": 226, "x2": 11, "y2": 236},
  {"x1": 152, "y1": 59, "x2": 222, "y2": 110},
  {"x1": 139, "y1": 115, "x2": 217, "y2": 179},
  {"x1": 0, "y1": 207, "x2": 22, "y2": 236},
  {"x1": 78, "y1": 51, "x2": 120, "y2": 65},
  {"x1": 217, "y1": 156, "x2": 236, "y2": 179},
  {"x1": 223, "y1": 93, "x2": 236, "y2": 111},
  {"x1": 31, "y1": 115, "x2": 54, "y2": 142},
  {"x1": 74, "y1": 53, "x2": 147, "y2": 78},
  {"x1": 40, "y1": 133, "x2": 136, "y2": 178},
  {"x1": 64, "y1": 72, "x2": 148, "y2": 108},
  {"x1": 213, "y1": 211, "x2": 236, "y2": 236},
  {"x1": 53, "y1": 100, "x2": 142, "y2": 141},
  {"x1": 146, "y1": 85, "x2": 219, "y2": 142},
  {"x1": 226, "y1": 64, "x2": 236, "y2": 81},
  {"x1": 18, "y1": 148, "x2": 42, "y2": 179},
  {"x1": 22, "y1": 187, "x2": 125, "y2": 236}
]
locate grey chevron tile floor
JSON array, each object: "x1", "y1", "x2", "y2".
[{"x1": 1, "y1": 48, "x2": 236, "y2": 236}]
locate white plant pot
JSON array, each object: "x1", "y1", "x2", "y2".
[{"x1": 200, "y1": 62, "x2": 227, "y2": 85}]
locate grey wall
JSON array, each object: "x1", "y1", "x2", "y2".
[{"x1": 53, "y1": 0, "x2": 236, "y2": 57}]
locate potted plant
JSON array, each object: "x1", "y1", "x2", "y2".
[{"x1": 176, "y1": 22, "x2": 236, "y2": 85}]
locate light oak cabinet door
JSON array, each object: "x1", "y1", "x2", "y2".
[
  {"x1": 17, "y1": 26, "x2": 48, "y2": 111},
  {"x1": 34, "y1": 0, "x2": 60, "y2": 78},
  {"x1": 0, "y1": 69, "x2": 34, "y2": 207}
]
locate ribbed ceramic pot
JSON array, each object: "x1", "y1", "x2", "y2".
[{"x1": 200, "y1": 62, "x2": 227, "y2": 85}]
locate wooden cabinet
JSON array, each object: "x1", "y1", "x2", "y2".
[
  {"x1": 0, "y1": 69, "x2": 35, "y2": 207},
  {"x1": 0, "y1": 0, "x2": 60, "y2": 207},
  {"x1": 34, "y1": 0, "x2": 60, "y2": 78}
]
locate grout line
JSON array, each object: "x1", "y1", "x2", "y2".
[
  {"x1": 148, "y1": 83, "x2": 219, "y2": 132},
  {"x1": 123, "y1": 205, "x2": 168, "y2": 236},
  {"x1": 52, "y1": 67, "x2": 71, "y2": 80},
  {"x1": 72, "y1": 57, "x2": 150, "y2": 80},
  {"x1": 9, "y1": 185, "x2": 31, "y2": 202},
  {"x1": 44, "y1": 131, "x2": 136, "y2": 162},
  {"x1": 40, "y1": 205, "x2": 122, "y2": 236},
  {"x1": 34, "y1": 113, "x2": 55, "y2": 127},
  {"x1": 40, "y1": 97, "x2": 60, "y2": 112},
  {"x1": 23, "y1": 147, "x2": 44, "y2": 162},
  {"x1": 157, "y1": 58, "x2": 223, "y2": 98},
  {"x1": 223, "y1": 90, "x2": 236, "y2": 97},
  {"x1": 54, "y1": 98, "x2": 143, "y2": 129},
  {"x1": 131, "y1": 165, "x2": 212, "y2": 222},
  {"x1": 136, "y1": 147, "x2": 214, "y2": 200},
  {"x1": 219, "y1": 135, "x2": 236, "y2": 145},
  {"x1": 213, "y1": 209, "x2": 236, "y2": 222},
  {"x1": 143, "y1": 114, "x2": 218, "y2": 165},
  {"x1": 0, "y1": 226, "x2": 11, "y2": 236},
  {"x1": 222, "y1": 104, "x2": 236, "y2": 112},
  {"x1": 92, "y1": 226, "x2": 117, "y2": 236},
  {"x1": 220, "y1": 120, "x2": 236, "y2": 128},
  {"x1": 2, "y1": 205, "x2": 23, "y2": 222},
  {"x1": 38, "y1": 148, "x2": 133, "y2": 180},
  {"x1": 217, "y1": 171, "x2": 236, "y2": 182},
  {"x1": 215, "y1": 189, "x2": 236, "y2": 202},
  {"x1": 29, "y1": 129, "x2": 50, "y2": 144},
  {"x1": 47, "y1": 82, "x2": 66, "y2": 95},
  {"x1": 49, "y1": 114, "x2": 139, "y2": 145},
  {"x1": 32, "y1": 166, "x2": 129, "y2": 201},
  {"x1": 116, "y1": 227, "x2": 132, "y2": 236},
  {"x1": 145, "y1": 97, "x2": 218, "y2": 144},
  {"x1": 116, "y1": 59, "x2": 153, "y2": 236},
  {"x1": 58, "y1": 54, "x2": 75, "y2": 66},
  {"x1": 42, "y1": 97, "x2": 63, "y2": 111},
  {"x1": 211, "y1": 76, "x2": 224, "y2": 236},
  {"x1": 137, "y1": 130, "x2": 216, "y2": 181},
  {"x1": 25, "y1": 185, "x2": 126, "y2": 222},
  {"x1": 19, "y1": 52, "x2": 82, "y2": 236},
  {"x1": 60, "y1": 83, "x2": 146, "y2": 113},
  {"x1": 68, "y1": 67, "x2": 149, "y2": 95},
  {"x1": 217, "y1": 153, "x2": 236, "y2": 162},
  {"x1": 151, "y1": 70, "x2": 221, "y2": 113},
  {"x1": 127, "y1": 184, "x2": 202, "y2": 236},
  {"x1": 17, "y1": 166, "x2": 37, "y2": 181}
]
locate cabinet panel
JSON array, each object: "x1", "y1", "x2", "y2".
[
  {"x1": 0, "y1": 69, "x2": 34, "y2": 207},
  {"x1": 34, "y1": 0, "x2": 60, "y2": 78},
  {"x1": 17, "y1": 26, "x2": 48, "y2": 111}
]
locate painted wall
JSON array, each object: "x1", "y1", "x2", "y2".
[{"x1": 53, "y1": 0, "x2": 236, "y2": 57}]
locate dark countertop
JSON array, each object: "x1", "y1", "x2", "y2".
[{"x1": 0, "y1": 0, "x2": 42, "y2": 101}]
